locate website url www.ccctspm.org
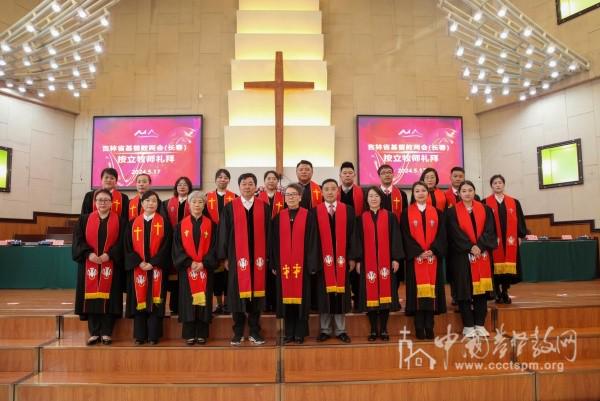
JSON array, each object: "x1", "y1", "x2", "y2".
[{"x1": 453, "y1": 361, "x2": 565, "y2": 373}]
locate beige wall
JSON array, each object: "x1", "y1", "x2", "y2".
[
  {"x1": 0, "y1": 94, "x2": 76, "y2": 219},
  {"x1": 69, "y1": 0, "x2": 482, "y2": 211},
  {"x1": 479, "y1": 78, "x2": 600, "y2": 225}
]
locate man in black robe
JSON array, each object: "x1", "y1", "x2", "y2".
[{"x1": 217, "y1": 173, "x2": 270, "y2": 346}]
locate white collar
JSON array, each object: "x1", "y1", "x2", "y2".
[
  {"x1": 242, "y1": 196, "x2": 254, "y2": 210},
  {"x1": 417, "y1": 202, "x2": 427, "y2": 212},
  {"x1": 380, "y1": 185, "x2": 393, "y2": 193},
  {"x1": 325, "y1": 200, "x2": 337, "y2": 209},
  {"x1": 178, "y1": 196, "x2": 187, "y2": 203},
  {"x1": 216, "y1": 190, "x2": 227, "y2": 196},
  {"x1": 143, "y1": 213, "x2": 155, "y2": 222},
  {"x1": 495, "y1": 194, "x2": 504, "y2": 203},
  {"x1": 452, "y1": 187, "x2": 458, "y2": 195},
  {"x1": 342, "y1": 184, "x2": 353, "y2": 192}
]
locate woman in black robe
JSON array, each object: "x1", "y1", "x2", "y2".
[
  {"x1": 73, "y1": 189, "x2": 123, "y2": 345},
  {"x1": 162, "y1": 176, "x2": 193, "y2": 316},
  {"x1": 124, "y1": 191, "x2": 172, "y2": 345},
  {"x1": 172, "y1": 190, "x2": 217, "y2": 345},
  {"x1": 485, "y1": 174, "x2": 528, "y2": 304},
  {"x1": 269, "y1": 183, "x2": 316, "y2": 344},
  {"x1": 446, "y1": 181, "x2": 497, "y2": 338},
  {"x1": 401, "y1": 181, "x2": 447, "y2": 340},
  {"x1": 353, "y1": 186, "x2": 404, "y2": 342}
]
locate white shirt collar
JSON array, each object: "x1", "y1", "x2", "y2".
[
  {"x1": 495, "y1": 194, "x2": 504, "y2": 203},
  {"x1": 380, "y1": 185, "x2": 392, "y2": 193},
  {"x1": 325, "y1": 200, "x2": 337, "y2": 209},
  {"x1": 452, "y1": 187, "x2": 458, "y2": 195},
  {"x1": 178, "y1": 196, "x2": 187, "y2": 203},
  {"x1": 342, "y1": 184, "x2": 352, "y2": 193},
  {"x1": 417, "y1": 202, "x2": 427, "y2": 212},
  {"x1": 216, "y1": 190, "x2": 226, "y2": 196},
  {"x1": 242, "y1": 196, "x2": 254, "y2": 210},
  {"x1": 143, "y1": 213, "x2": 155, "y2": 222}
]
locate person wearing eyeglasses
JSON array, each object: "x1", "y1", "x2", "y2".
[{"x1": 73, "y1": 189, "x2": 124, "y2": 346}]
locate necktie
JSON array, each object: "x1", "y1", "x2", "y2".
[{"x1": 329, "y1": 204, "x2": 335, "y2": 216}]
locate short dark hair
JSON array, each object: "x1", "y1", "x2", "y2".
[
  {"x1": 100, "y1": 168, "x2": 118, "y2": 180},
  {"x1": 296, "y1": 160, "x2": 313, "y2": 169},
  {"x1": 215, "y1": 168, "x2": 231, "y2": 181},
  {"x1": 136, "y1": 173, "x2": 151, "y2": 184},
  {"x1": 173, "y1": 176, "x2": 193, "y2": 197},
  {"x1": 141, "y1": 190, "x2": 160, "y2": 203},
  {"x1": 263, "y1": 170, "x2": 280, "y2": 181},
  {"x1": 340, "y1": 161, "x2": 355, "y2": 172},
  {"x1": 321, "y1": 178, "x2": 338, "y2": 187},
  {"x1": 458, "y1": 180, "x2": 476, "y2": 193},
  {"x1": 420, "y1": 168, "x2": 439, "y2": 185},
  {"x1": 377, "y1": 164, "x2": 393, "y2": 175},
  {"x1": 450, "y1": 166, "x2": 465, "y2": 174},
  {"x1": 238, "y1": 173, "x2": 257, "y2": 186},
  {"x1": 411, "y1": 180, "x2": 428, "y2": 195},
  {"x1": 366, "y1": 186, "x2": 385, "y2": 200},
  {"x1": 285, "y1": 183, "x2": 303, "y2": 196},
  {"x1": 489, "y1": 174, "x2": 506, "y2": 186},
  {"x1": 94, "y1": 189, "x2": 112, "y2": 200}
]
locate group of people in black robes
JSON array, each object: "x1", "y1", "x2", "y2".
[{"x1": 73, "y1": 160, "x2": 527, "y2": 346}]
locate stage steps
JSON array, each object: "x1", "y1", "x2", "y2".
[{"x1": 1, "y1": 302, "x2": 599, "y2": 400}]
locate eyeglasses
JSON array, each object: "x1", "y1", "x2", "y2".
[
  {"x1": 284, "y1": 193, "x2": 300, "y2": 197},
  {"x1": 95, "y1": 199, "x2": 112, "y2": 203}
]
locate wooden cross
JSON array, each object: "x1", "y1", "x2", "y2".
[{"x1": 244, "y1": 51, "x2": 315, "y2": 174}]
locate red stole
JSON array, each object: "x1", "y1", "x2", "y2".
[
  {"x1": 455, "y1": 201, "x2": 493, "y2": 295},
  {"x1": 337, "y1": 184, "x2": 363, "y2": 216},
  {"x1": 180, "y1": 215, "x2": 212, "y2": 306},
  {"x1": 279, "y1": 208, "x2": 308, "y2": 304},
  {"x1": 361, "y1": 210, "x2": 392, "y2": 307},
  {"x1": 390, "y1": 187, "x2": 403, "y2": 220},
  {"x1": 131, "y1": 214, "x2": 165, "y2": 310},
  {"x1": 258, "y1": 190, "x2": 284, "y2": 218},
  {"x1": 84, "y1": 211, "x2": 120, "y2": 301},
  {"x1": 485, "y1": 195, "x2": 518, "y2": 275},
  {"x1": 309, "y1": 181, "x2": 323, "y2": 207},
  {"x1": 427, "y1": 188, "x2": 447, "y2": 212},
  {"x1": 167, "y1": 196, "x2": 190, "y2": 227},
  {"x1": 232, "y1": 197, "x2": 267, "y2": 299},
  {"x1": 316, "y1": 202, "x2": 348, "y2": 293},
  {"x1": 408, "y1": 204, "x2": 438, "y2": 299},
  {"x1": 129, "y1": 195, "x2": 143, "y2": 221},
  {"x1": 92, "y1": 190, "x2": 123, "y2": 215},
  {"x1": 207, "y1": 190, "x2": 235, "y2": 224},
  {"x1": 445, "y1": 188, "x2": 458, "y2": 208}
]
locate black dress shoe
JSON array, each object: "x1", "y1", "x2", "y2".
[
  {"x1": 283, "y1": 336, "x2": 294, "y2": 344},
  {"x1": 294, "y1": 337, "x2": 304, "y2": 344},
  {"x1": 86, "y1": 336, "x2": 100, "y2": 346},
  {"x1": 368, "y1": 332, "x2": 378, "y2": 342},
  {"x1": 134, "y1": 339, "x2": 145, "y2": 346},
  {"x1": 316, "y1": 333, "x2": 331, "y2": 342},
  {"x1": 337, "y1": 333, "x2": 351, "y2": 343},
  {"x1": 101, "y1": 336, "x2": 112, "y2": 345},
  {"x1": 185, "y1": 338, "x2": 196, "y2": 346},
  {"x1": 196, "y1": 338, "x2": 207, "y2": 345},
  {"x1": 495, "y1": 295, "x2": 504, "y2": 304},
  {"x1": 415, "y1": 328, "x2": 426, "y2": 340},
  {"x1": 502, "y1": 292, "x2": 512, "y2": 304},
  {"x1": 380, "y1": 332, "x2": 390, "y2": 341},
  {"x1": 425, "y1": 328, "x2": 435, "y2": 340}
]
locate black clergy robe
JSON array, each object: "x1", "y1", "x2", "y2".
[
  {"x1": 172, "y1": 216, "x2": 218, "y2": 325},
  {"x1": 446, "y1": 204, "x2": 497, "y2": 301},
  {"x1": 72, "y1": 213, "x2": 124, "y2": 318},
  {"x1": 312, "y1": 204, "x2": 356, "y2": 314},
  {"x1": 269, "y1": 208, "x2": 317, "y2": 320},
  {"x1": 298, "y1": 181, "x2": 315, "y2": 209},
  {"x1": 487, "y1": 197, "x2": 527, "y2": 284},
  {"x1": 339, "y1": 186, "x2": 364, "y2": 216},
  {"x1": 81, "y1": 190, "x2": 130, "y2": 222},
  {"x1": 217, "y1": 200, "x2": 270, "y2": 313},
  {"x1": 400, "y1": 208, "x2": 447, "y2": 314},
  {"x1": 124, "y1": 213, "x2": 172, "y2": 318},
  {"x1": 380, "y1": 187, "x2": 409, "y2": 218},
  {"x1": 352, "y1": 209, "x2": 404, "y2": 312}
]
